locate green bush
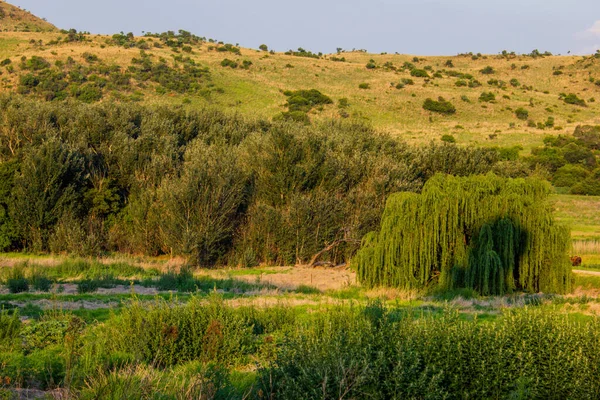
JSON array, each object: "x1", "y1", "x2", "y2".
[
  {"x1": 423, "y1": 97, "x2": 456, "y2": 114},
  {"x1": 479, "y1": 92, "x2": 496, "y2": 102},
  {"x1": 553, "y1": 164, "x2": 589, "y2": 188},
  {"x1": 77, "y1": 279, "x2": 100, "y2": 294},
  {"x1": 72, "y1": 83, "x2": 103, "y2": 103},
  {"x1": 220, "y1": 58, "x2": 238, "y2": 69},
  {"x1": 479, "y1": 66, "x2": 495, "y2": 74},
  {"x1": 410, "y1": 69, "x2": 430, "y2": 78},
  {"x1": 358, "y1": 83, "x2": 370, "y2": 89},
  {"x1": 259, "y1": 44, "x2": 268, "y2": 51},
  {"x1": 515, "y1": 107, "x2": 529, "y2": 120},
  {"x1": 441, "y1": 134, "x2": 456, "y2": 143},
  {"x1": 562, "y1": 93, "x2": 586, "y2": 107}
]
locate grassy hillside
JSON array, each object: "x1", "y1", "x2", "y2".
[
  {"x1": 0, "y1": 24, "x2": 599, "y2": 149},
  {"x1": 0, "y1": 1, "x2": 57, "y2": 32}
]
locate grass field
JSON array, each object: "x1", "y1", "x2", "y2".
[
  {"x1": 2, "y1": 255, "x2": 600, "y2": 397},
  {"x1": 1, "y1": 28, "x2": 600, "y2": 150}
]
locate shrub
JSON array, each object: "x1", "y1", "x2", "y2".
[
  {"x1": 31, "y1": 275, "x2": 52, "y2": 292},
  {"x1": 401, "y1": 78, "x2": 414, "y2": 85},
  {"x1": 515, "y1": 107, "x2": 529, "y2": 120},
  {"x1": 553, "y1": 164, "x2": 589, "y2": 188},
  {"x1": 480, "y1": 66, "x2": 495, "y2": 74},
  {"x1": 72, "y1": 83, "x2": 103, "y2": 103},
  {"x1": 441, "y1": 134, "x2": 456, "y2": 143},
  {"x1": 259, "y1": 44, "x2": 268, "y2": 51},
  {"x1": 283, "y1": 89, "x2": 333, "y2": 112},
  {"x1": 455, "y1": 79, "x2": 467, "y2": 87},
  {"x1": 423, "y1": 97, "x2": 456, "y2": 114},
  {"x1": 220, "y1": 58, "x2": 238, "y2": 69},
  {"x1": 365, "y1": 60, "x2": 376, "y2": 69},
  {"x1": 479, "y1": 92, "x2": 496, "y2": 102},
  {"x1": 7, "y1": 277, "x2": 29, "y2": 294},
  {"x1": 509, "y1": 78, "x2": 520, "y2": 87},
  {"x1": 77, "y1": 279, "x2": 100, "y2": 294},
  {"x1": 358, "y1": 83, "x2": 370, "y2": 89},
  {"x1": 410, "y1": 69, "x2": 430, "y2": 78},
  {"x1": 20, "y1": 56, "x2": 50, "y2": 71},
  {"x1": 82, "y1": 52, "x2": 99, "y2": 63},
  {"x1": 562, "y1": 93, "x2": 586, "y2": 107}
]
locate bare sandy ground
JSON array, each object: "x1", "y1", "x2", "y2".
[{"x1": 215, "y1": 265, "x2": 356, "y2": 292}]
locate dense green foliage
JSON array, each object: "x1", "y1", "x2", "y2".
[
  {"x1": 14, "y1": 50, "x2": 213, "y2": 103},
  {"x1": 2, "y1": 300, "x2": 600, "y2": 398},
  {"x1": 355, "y1": 174, "x2": 572, "y2": 294},
  {"x1": 527, "y1": 125, "x2": 600, "y2": 194},
  {"x1": 0, "y1": 95, "x2": 505, "y2": 265}
]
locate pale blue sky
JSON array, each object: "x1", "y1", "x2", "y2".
[{"x1": 10, "y1": 0, "x2": 600, "y2": 55}]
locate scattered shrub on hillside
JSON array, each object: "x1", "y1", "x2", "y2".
[
  {"x1": 284, "y1": 48, "x2": 321, "y2": 59},
  {"x1": 365, "y1": 60, "x2": 376, "y2": 69},
  {"x1": 82, "y1": 52, "x2": 99, "y2": 63},
  {"x1": 220, "y1": 58, "x2": 238, "y2": 69},
  {"x1": 509, "y1": 78, "x2": 520, "y2": 87},
  {"x1": 401, "y1": 78, "x2": 414, "y2": 85},
  {"x1": 423, "y1": 97, "x2": 456, "y2": 114},
  {"x1": 479, "y1": 66, "x2": 495, "y2": 75},
  {"x1": 515, "y1": 107, "x2": 529, "y2": 120},
  {"x1": 410, "y1": 69, "x2": 430, "y2": 78},
  {"x1": 479, "y1": 92, "x2": 496, "y2": 102},
  {"x1": 561, "y1": 93, "x2": 586, "y2": 107},
  {"x1": 259, "y1": 44, "x2": 268, "y2": 51},
  {"x1": 358, "y1": 83, "x2": 370, "y2": 89},
  {"x1": 20, "y1": 56, "x2": 50, "y2": 71}
]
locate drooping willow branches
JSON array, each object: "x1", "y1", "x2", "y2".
[{"x1": 355, "y1": 174, "x2": 572, "y2": 295}]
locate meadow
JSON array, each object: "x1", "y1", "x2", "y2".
[
  {"x1": 3, "y1": 254, "x2": 600, "y2": 399},
  {"x1": 1, "y1": 2, "x2": 600, "y2": 398}
]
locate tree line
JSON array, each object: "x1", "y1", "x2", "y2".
[{"x1": 0, "y1": 95, "x2": 522, "y2": 266}]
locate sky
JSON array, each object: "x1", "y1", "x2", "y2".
[{"x1": 9, "y1": 0, "x2": 600, "y2": 56}]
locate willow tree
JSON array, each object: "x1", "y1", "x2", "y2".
[{"x1": 355, "y1": 174, "x2": 572, "y2": 295}]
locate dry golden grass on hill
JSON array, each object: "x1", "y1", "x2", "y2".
[
  {"x1": 0, "y1": 1, "x2": 56, "y2": 32},
  {"x1": 0, "y1": 2, "x2": 599, "y2": 150}
]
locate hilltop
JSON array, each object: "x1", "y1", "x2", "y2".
[
  {"x1": 0, "y1": 3, "x2": 598, "y2": 152},
  {"x1": 0, "y1": 1, "x2": 57, "y2": 32}
]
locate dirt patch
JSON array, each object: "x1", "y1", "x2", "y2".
[
  {"x1": 227, "y1": 266, "x2": 356, "y2": 291},
  {"x1": 573, "y1": 269, "x2": 600, "y2": 276}
]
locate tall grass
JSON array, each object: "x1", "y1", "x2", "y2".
[{"x1": 573, "y1": 239, "x2": 600, "y2": 255}]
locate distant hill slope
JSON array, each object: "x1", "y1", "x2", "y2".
[
  {"x1": 0, "y1": 2, "x2": 599, "y2": 150},
  {"x1": 0, "y1": 1, "x2": 57, "y2": 32}
]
